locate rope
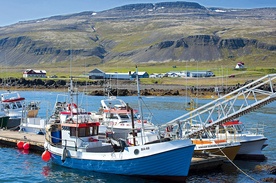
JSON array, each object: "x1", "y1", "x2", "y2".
[
  {"x1": 218, "y1": 147, "x2": 260, "y2": 183},
  {"x1": 196, "y1": 128, "x2": 260, "y2": 182}
]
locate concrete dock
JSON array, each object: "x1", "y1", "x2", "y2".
[{"x1": 0, "y1": 130, "x2": 227, "y2": 172}]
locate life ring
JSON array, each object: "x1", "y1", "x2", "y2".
[{"x1": 68, "y1": 103, "x2": 77, "y2": 111}]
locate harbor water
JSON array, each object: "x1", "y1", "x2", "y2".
[{"x1": 0, "y1": 90, "x2": 275, "y2": 182}]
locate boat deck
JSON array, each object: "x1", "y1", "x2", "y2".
[{"x1": 0, "y1": 129, "x2": 227, "y2": 172}]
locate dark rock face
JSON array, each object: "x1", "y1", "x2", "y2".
[
  {"x1": 142, "y1": 35, "x2": 276, "y2": 61},
  {"x1": 0, "y1": 36, "x2": 107, "y2": 65}
]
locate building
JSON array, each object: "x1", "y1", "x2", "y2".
[
  {"x1": 164, "y1": 71, "x2": 214, "y2": 78},
  {"x1": 23, "y1": 69, "x2": 47, "y2": 78},
  {"x1": 187, "y1": 71, "x2": 215, "y2": 77},
  {"x1": 88, "y1": 68, "x2": 149, "y2": 80},
  {"x1": 88, "y1": 68, "x2": 105, "y2": 79},
  {"x1": 235, "y1": 62, "x2": 246, "y2": 70}
]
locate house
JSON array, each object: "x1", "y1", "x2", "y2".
[
  {"x1": 130, "y1": 71, "x2": 149, "y2": 79},
  {"x1": 23, "y1": 69, "x2": 47, "y2": 78},
  {"x1": 105, "y1": 72, "x2": 131, "y2": 80},
  {"x1": 149, "y1": 73, "x2": 163, "y2": 78},
  {"x1": 88, "y1": 68, "x2": 105, "y2": 79},
  {"x1": 235, "y1": 62, "x2": 245, "y2": 70}
]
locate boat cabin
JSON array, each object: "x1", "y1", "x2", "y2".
[{"x1": 61, "y1": 122, "x2": 101, "y2": 148}]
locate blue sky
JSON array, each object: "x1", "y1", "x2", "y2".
[{"x1": 1, "y1": 0, "x2": 275, "y2": 26}]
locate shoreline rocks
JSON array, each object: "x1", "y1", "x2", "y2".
[{"x1": 1, "y1": 78, "x2": 274, "y2": 98}]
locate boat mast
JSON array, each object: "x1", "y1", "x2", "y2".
[{"x1": 136, "y1": 66, "x2": 145, "y2": 145}]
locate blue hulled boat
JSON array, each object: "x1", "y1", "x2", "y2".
[{"x1": 42, "y1": 79, "x2": 195, "y2": 180}]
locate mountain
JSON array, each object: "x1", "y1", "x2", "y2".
[{"x1": 0, "y1": 1, "x2": 275, "y2": 66}]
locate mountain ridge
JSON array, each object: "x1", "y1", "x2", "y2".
[{"x1": 0, "y1": 1, "x2": 275, "y2": 66}]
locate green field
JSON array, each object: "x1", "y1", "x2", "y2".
[{"x1": 1, "y1": 57, "x2": 275, "y2": 87}]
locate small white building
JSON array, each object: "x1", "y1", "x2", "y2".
[{"x1": 187, "y1": 71, "x2": 215, "y2": 77}]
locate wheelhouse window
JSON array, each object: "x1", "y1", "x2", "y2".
[
  {"x1": 16, "y1": 102, "x2": 23, "y2": 108},
  {"x1": 70, "y1": 126, "x2": 99, "y2": 137}
]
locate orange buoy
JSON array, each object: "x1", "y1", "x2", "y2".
[
  {"x1": 17, "y1": 141, "x2": 24, "y2": 149},
  {"x1": 23, "y1": 142, "x2": 30, "y2": 150},
  {"x1": 41, "y1": 150, "x2": 51, "y2": 162}
]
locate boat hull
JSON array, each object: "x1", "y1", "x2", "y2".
[
  {"x1": 0, "y1": 116, "x2": 10, "y2": 128},
  {"x1": 46, "y1": 140, "x2": 195, "y2": 177},
  {"x1": 6, "y1": 118, "x2": 21, "y2": 129},
  {"x1": 194, "y1": 144, "x2": 241, "y2": 161},
  {"x1": 235, "y1": 138, "x2": 268, "y2": 160}
]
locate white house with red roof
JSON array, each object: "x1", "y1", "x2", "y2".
[
  {"x1": 23, "y1": 69, "x2": 47, "y2": 78},
  {"x1": 235, "y1": 62, "x2": 245, "y2": 69}
]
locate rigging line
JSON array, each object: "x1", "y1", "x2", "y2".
[{"x1": 139, "y1": 97, "x2": 156, "y2": 123}]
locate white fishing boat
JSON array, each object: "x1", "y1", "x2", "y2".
[
  {"x1": 214, "y1": 119, "x2": 268, "y2": 160},
  {"x1": 90, "y1": 95, "x2": 156, "y2": 139},
  {"x1": 42, "y1": 78, "x2": 195, "y2": 180},
  {"x1": 1, "y1": 91, "x2": 41, "y2": 129},
  {"x1": 91, "y1": 68, "x2": 156, "y2": 140}
]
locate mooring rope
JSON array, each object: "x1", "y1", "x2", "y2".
[{"x1": 219, "y1": 147, "x2": 260, "y2": 183}]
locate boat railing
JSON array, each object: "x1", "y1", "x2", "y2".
[{"x1": 244, "y1": 123, "x2": 266, "y2": 135}]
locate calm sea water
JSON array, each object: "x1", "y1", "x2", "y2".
[{"x1": 0, "y1": 90, "x2": 275, "y2": 183}]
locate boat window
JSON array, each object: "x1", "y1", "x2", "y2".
[
  {"x1": 109, "y1": 114, "x2": 118, "y2": 119},
  {"x1": 12, "y1": 103, "x2": 17, "y2": 109},
  {"x1": 91, "y1": 126, "x2": 99, "y2": 136},
  {"x1": 219, "y1": 125, "x2": 225, "y2": 133},
  {"x1": 119, "y1": 113, "x2": 129, "y2": 120},
  {"x1": 70, "y1": 127, "x2": 91, "y2": 137},
  {"x1": 4, "y1": 104, "x2": 10, "y2": 109},
  {"x1": 234, "y1": 125, "x2": 243, "y2": 133},
  {"x1": 16, "y1": 102, "x2": 22, "y2": 108},
  {"x1": 227, "y1": 127, "x2": 235, "y2": 134}
]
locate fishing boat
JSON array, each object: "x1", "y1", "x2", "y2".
[
  {"x1": 1, "y1": 91, "x2": 42, "y2": 130},
  {"x1": 42, "y1": 78, "x2": 195, "y2": 179},
  {"x1": 190, "y1": 137, "x2": 241, "y2": 161},
  {"x1": 215, "y1": 119, "x2": 268, "y2": 160},
  {"x1": 90, "y1": 95, "x2": 156, "y2": 139},
  {"x1": 1, "y1": 91, "x2": 25, "y2": 129},
  {"x1": 91, "y1": 69, "x2": 156, "y2": 140}
]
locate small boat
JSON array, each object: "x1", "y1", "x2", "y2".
[
  {"x1": 215, "y1": 119, "x2": 268, "y2": 160},
  {"x1": 1, "y1": 91, "x2": 42, "y2": 130},
  {"x1": 191, "y1": 138, "x2": 241, "y2": 161},
  {"x1": 1, "y1": 91, "x2": 25, "y2": 129},
  {"x1": 136, "y1": 125, "x2": 240, "y2": 161},
  {"x1": 43, "y1": 79, "x2": 195, "y2": 179}
]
